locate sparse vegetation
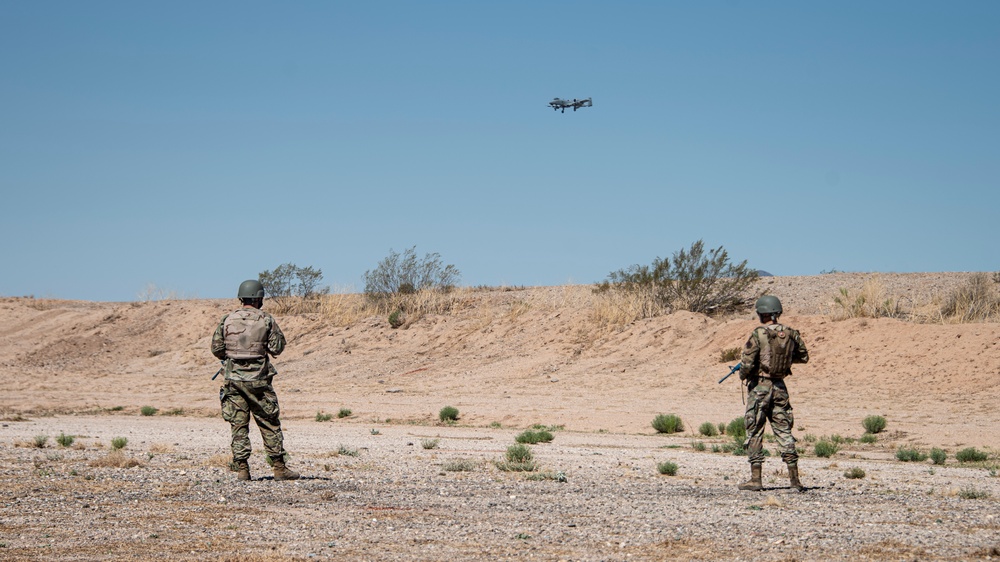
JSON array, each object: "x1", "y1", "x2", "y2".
[
  {"x1": 315, "y1": 411, "x2": 333, "y2": 422},
  {"x1": 496, "y1": 443, "x2": 536, "y2": 472},
  {"x1": 955, "y1": 447, "x2": 988, "y2": 463},
  {"x1": 439, "y1": 406, "x2": 460, "y2": 423},
  {"x1": 726, "y1": 417, "x2": 746, "y2": 442},
  {"x1": 515, "y1": 429, "x2": 554, "y2": 444},
  {"x1": 442, "y1": 459, "x2": 476, "y2": 472},
  {"x1": 140, "y1": 406, "x2": 158, "y2": 417},
  {"x1": 692, "y1": 441, "x2": 706, "y2": 451},
  {"x1": 844, "y1": 467, "x2": 866, "y2": 479},
  {"x1": 364, "y1": 246, "x2": 460, "y2": 299},
  {"x1": 111, "y1": 437, "x2": 128, "y2": 450},
  {"x1": 337, "y1": 445, "x2": 359, "y2": 457},
  {"x1": 959, "y1": 486, "x2": 991, "y2": 500},
  {"x1": 719, "y1": 347, "x2": 741, "y2": 362},
  {"x1": 862, "y1": 415, "x2": 887, "y2": 434},
  {"x1": 388, "y1": 310, "x2": 405, "y2": 328},
  {"x1": 939, "y1": 272, "x2": 1000, "y2": 323},
  {"x1": 831, "y1": 276, "x2": 905, "y2": 320},
  {"x1": 656, "y1": 461, "x2": 679, "y2": 476},
  {"x1": 56, "y1": 432, "x2": 75, "y2": 447},
  {"x1": 651, "y1": 414, "x2": 684, "y2": 434},
  {"x1": 337, "y1": 408, "x2": 352, "y2": 419},
  {"x1": 33, "y1": 434, "x2": 48, "y2": 448},
  {"x1": 930, "y1": 448, "x2": 947, "y2": 465},
  {"x1": 814, "y1": 440, "x2": 839, "y2": 458},
  {"x1": 860, "y1": 433, "x2": 877, "y2": 444},
  {"x1": 896, "y1": 447, "x2": 928, "y2": 462},
  {"x1": 698, "y1": 422, "x2": 719, "y2": 437},
  {"x1": 421, "y1": 438, "x2": 440, "y2": 450},
  {"x1": 594, "y1": 240, "x2": 759, "y2": 324},
  {"x1": 258, "y1": 263, "x2": 330, "y2": 314},
  {"x1": 525, "y1": 471, "x2": 567, "y2": 482}
]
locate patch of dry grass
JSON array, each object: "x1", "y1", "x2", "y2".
[
  {"x1": 88, "y1": 450, "x2": 142, "y2": 468},
  {"x1": 591, "y1": 286, "x2": 666, "y2": 327},
  {"x1": 830, "y1": 275, "x2": 906, "y2": 320},
  {"x1": 939, "y1": 272, "x2": 1000, "y2": 323},
  {"x1": 149, "y1": 443, "x2": 176, "y2": 454}
]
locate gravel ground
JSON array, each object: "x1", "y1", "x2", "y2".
[{"x1": 2, "y1": 415, "x2": 998, "y2": 561}]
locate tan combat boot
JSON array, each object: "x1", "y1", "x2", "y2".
[
  {"x1": 738, "y1": 464, "x2": 763, "y2": 491},
  {"x1": 235, "y1": 460, "x2": 251, "y2": 481},
  {"x1": 271, "y1": 456, "x2": 300, "y2": 481},
  {"x1": 787, "y1": 463, "x2": 804, "y2": 492}
]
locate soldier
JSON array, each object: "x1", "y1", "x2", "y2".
[
  {"x1": 737, "y1": 295, "x2": 809, "y2": 492},
  {"x1": 211, "y1": 279, "x2": 300, "y2": 481}
]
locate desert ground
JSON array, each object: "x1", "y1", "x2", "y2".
[{"x1": 1, "y1": 272, "x2": 998, "y2": 560}]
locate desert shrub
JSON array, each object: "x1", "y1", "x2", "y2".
[
  {"x1": 258, "y1": 263, "x2": 330, "y2": 313},
  {"x1": 698, "y1": 422, "x2": 719, "y2": 437},
  {"x1": 443, "y1": 459, "x2": 476, "y2": 472},
  {"x1": 651, "y1": 414, "x2": 684, "y2": 434},
  {"x1": 831, "y1": 276, "x2": 905, "y2": 320},
  {"x1": 656, "y1": 461, "x2": 679, "y2": 476},
  {"x1": 860, "y1": 433, "x2": 877, "y2": 444},
  {"x1": 814, "y1": 440, "x2": 839, "y2": 458},
  {"x1": 56, "y1": 432, "x2": 75, "y2": 448},
  {"x1": 959, "y1": 486, "x2": 991, "y2": 500},
  {"x1": 111, "y1": 437, "x2": 128, "y2": 450},
  {"x1": 930, "y1": 448, "x2": 948, "y2": 465},
  {"x1": 421, "y1": 439, "x2": 440, "y2": 450},
  {"x1": 594, "y1": 240, "x2": 758, "y2": 321},
  {"x1": 497, "y1": 444, "x2": 537, "y2": 472},
  {"x1": 843, "y1": 467, "x2": 866, "y2": 479},
  {"x1": 940, "y1": 273, "x2": 1000, "y2": 323},
  {"x1": 895, "y1": 447, "x2": 928, "y2": 462},
  {"x1": 719, "y1": 347, "x2": 742, "y2": 362},
  {"x1": 726, "y1": 417, "x2": 746, "y2": 442},
  {"x1": 89, "y1": 451, "x2": 141, "y2": 469},
  {"x1": 862, "y1": 415, "x2": 887, "y2": 434},
  {"x1": 955, "y1": 447, "x2": 989, "y2": 463},
  {"x1": 363, "y1": 246, "x2": 460, "y2": 298},
  {"x1": 515, "y1": 430, "x2": 554, "y2": 444},
  {"x1": 315, "y1": 411, "x2": 332, "y2": 422},
  {"x1": 388, "y1": 310, "x2": 405, "y2": 328},
  {"x1": 525, "y1": 471, "x2": 567, "y2": 482},
  {"x1": 140, "y1": 406, "x2": 158, "y2": 417},
  {"x1": 337, "y1": 445, "x2": 359, "y2": 457},
  {"x1": 692, "y1": 441, "x2": 706, "y2": 451},
  {"x1": 439, "y1": 406, "x2": 459, "y2": 422},
  {"x1": 337, "y1": 408, "x2": 352, "y2": 419},
  {"x1": 33, "y1": 435, "x2": 48, "y2": 448}
]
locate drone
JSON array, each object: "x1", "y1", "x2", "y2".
[{"x1": 548, "y1": 97, "x2": 593, "y2": 113}]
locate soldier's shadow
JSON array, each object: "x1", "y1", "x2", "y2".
[{"x1": 255, "y1": 475, "x2": 332, "y2": 482}]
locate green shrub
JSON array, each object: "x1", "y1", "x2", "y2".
[
  {"x1": 56, "y1": 432, "x2": 75, "y2": 448},
  {"x1": 717, "y1": 422, "x2": 726, "y2": 435},
  {"x1": 421, "y1": 438, "x2": 439, "y2": 450},
  {"x1": 860, "y1": 433, "x2": 877, "y2": 444},
  {"x1": 595, "y1": 240, "x2": 759, "y2": 317},
  {"x1": 843, "y1": 467, "x2": 866, "y2": 479},
  {"x1": 315, "y1": 411, "x2": 333, "y2": 422},
  {"x1": 439, "y1": 406, "x2": 460, "y2": 422},
  {"x1": 33, "y1": 435, "x2": 48, "y2": 448},
  {"x1": 726, "y1": 418, "x2": 746, "y2": 442},
  {"x1": 955, "y1": 447, "x2": 988, "y2": 463},
  {"x1": 337, "y1": 445, "x2": 359, "y2": 457},
  {"x1": 657, "y1": 461, "x2": 679, "y2": 476},
  {"x1": 525, "y1": 471, "x2": 567, "y2": 482},
  {"x1": 337, "y1": 408, "x2": 352, "y2": 419},
  {"x1": 363, "y1": 246, "x2": 460, "y2": 297},
  {"x1": 388, "y1": 310, "x2": 405, "y2": 328},
  {"x1": 862, "y1": 415, "x2": 887, "y2": 434},
  {"x1": 814, "y1": 440, "x2": 839, "y2": 458},
  {"x1": 698, "y1": 422, "x2": 719, "y2": 437},
  {"x1": 259, "y1": 263, "x2": 330, "y2": 313},
  {"x1": 692, "y1": 441, "x2": 706, "y2": 452},
  {"x1": 959, "y1": 486, "x2": 991, "y2": 500},
  {"x1": 895, "y1": 447, "x2": 927, "y2": 462},
  {"x1": 111, "y1": 437, "x2": 128, "y2": 450},
  {"x1": 515, "y1": 430, "x2": 554, "y2": 444},
  {"x1": 443, "y1": 459, "x2": 476, "y2": 472},
  {"x1": 496, "y1": 444, "x2": 537, "y2": 472},
  {"x1": 651, "y1": 414, "x2": 684, "y2": 434},
  {"x1": 930, "y1": 448, "x2": 947, "y2": 465},
  {"x1": 140, "y1": 406, "x2": 158, "y2": 417}
]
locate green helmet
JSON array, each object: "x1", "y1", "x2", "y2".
[
  {"x1": 755, "y1": 295, "x2": 782, "y2": 315},
  {"x1": 237, "y1": 279, "x2": 265, "y2": 299}
]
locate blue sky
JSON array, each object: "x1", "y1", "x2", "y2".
[{"x1": 2, "y1": 2, "x2": 998, "y2": 301}]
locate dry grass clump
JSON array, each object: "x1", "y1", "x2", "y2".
[
  {"x1": 317, "y1": 287, "x2": 475, "y2": 327},
  {"x1": 591, "y1": 285, "x2": 666, "y2": 327},
  {"x1": 88, "y1": 450, "x2": 142, "y2": 468},
  {"x1": 830, "y1": 276, "x2": 906, "y2": 320},
  {"x1": 938, "y1": 272, "x2": 1000, "y2": 323}
]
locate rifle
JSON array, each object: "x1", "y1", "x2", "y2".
[
  {"x1": 211, "y1": 361, "x2": 225, "y2": 381},
  {"x1": 717, "y1": 363, "x2": 742, "y2": 384}
]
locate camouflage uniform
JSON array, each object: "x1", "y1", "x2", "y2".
[
  {"x1": 739, "y1": 323, "x2": 809, "y2": 466},
  {"x1": 211, "y1": 307, "x2": 288, "y2": 466}
]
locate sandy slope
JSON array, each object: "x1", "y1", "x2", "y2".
[{"x1": 2, "y1": 272, "x2": 998, "y2": 449}]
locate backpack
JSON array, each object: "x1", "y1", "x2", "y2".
[{"x1": 758, "y1": 324, "x2": 795, "y2": 377}]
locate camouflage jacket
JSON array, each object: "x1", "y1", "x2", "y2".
[
  {"x1": 739, "y1": 323, "x2": 808, "y2": 381},
  {"x1": 211, "y1": 306, "x2": 286, "y2": 382}
]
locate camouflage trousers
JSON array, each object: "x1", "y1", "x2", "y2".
[
  {"x1": 744, "y1": 378, "x2": 797, "y2": 465},
  {"x1": 220, "y1": 380, "x2": 285, "y2": 462}
]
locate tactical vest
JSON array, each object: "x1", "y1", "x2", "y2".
[
  {"x1": 223, "y1": 308, "x2": 269, "y2": 360},
  {"x1": 757, "y1": 324, "x2": 795, "y2": 378}
]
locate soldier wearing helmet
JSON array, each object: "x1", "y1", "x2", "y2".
[
  {"x1": 211, "y1": 279, "x2": 300, "y2": 481},
  {"x1": 736, "y1": 295, "x2": 809, "y2": 492}
]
